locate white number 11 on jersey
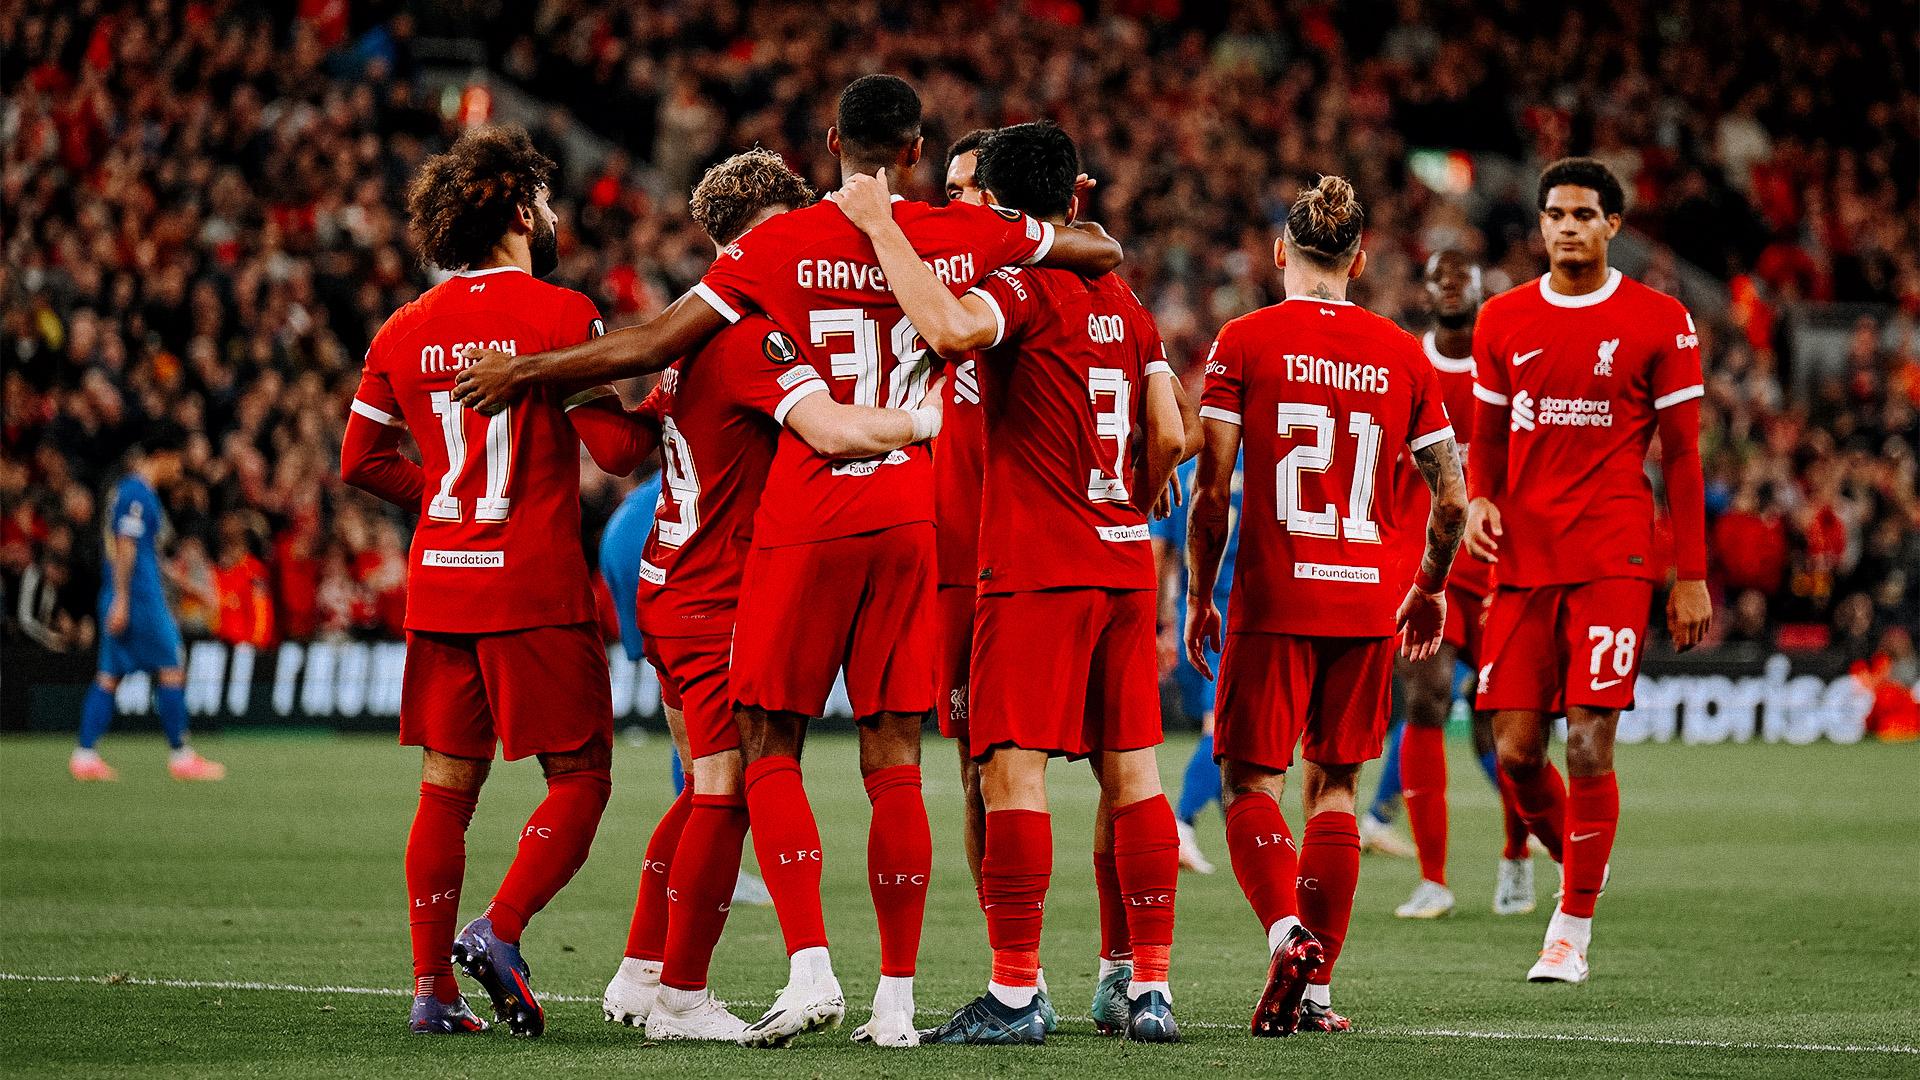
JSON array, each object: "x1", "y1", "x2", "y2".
[{"x1": 428, "y1": 390, "x2": 511, "y2": 523}]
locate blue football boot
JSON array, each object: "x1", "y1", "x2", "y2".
[
  {"x1": 919, "y1": 992, "x2": 1047, "y2": 1045},
  {"x1": 408, "y1": 991, "x2": 489, "y2": 1035},
  {"x1": 451, "y1": 917, "x2": 544, "y2": 1037},
  {"x1": 1126, "y1": 989, "x2": 1181, "y2": 1043},
  {"x1": 1091, "y1": 963, "x2": 1132, "y2": 1036}
]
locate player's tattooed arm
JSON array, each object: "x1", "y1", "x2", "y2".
[
  {"x1": 1412, "y1": 436, "x2": 1468, "y2": 594},
  {"x1": 829, "y1": 170, "x2": 998, "y2": 357},
  {"x1": 1041, "y1": 220, "x2": 1124, "y2": 277},
  {"x1": 452, "y1": 294, "x2": 727, "y2": 414}
]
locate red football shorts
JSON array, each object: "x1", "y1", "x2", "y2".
[
  {"x1": 644, "y1": 632, "x2": 740, "y2": 760},
  {"x1": 935, "y1": 584, "x2": 976, "y2": 740},
  {"x1": 968, "y1": 587, "x2": 1163, "y2": 762},
  {"x1": 1215, "y1": 633, "x2": 1395, "y2": 771},
  {"x1": 1475, "y1": 578, "x2": 1654, "y2": 714},
  {"x1": 730, "y1": 523, "x2": 938, "y2": 720},
  {"x1": 1444, "y1": 584, "x2": 1491, "y2": 666},
  {"x1": 400, "y1": 622, "x2": 612, "y2": 761}
]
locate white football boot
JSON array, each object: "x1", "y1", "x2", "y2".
[
  {"x1": 1358, "y1": 812, "x2": 1416, "y2": 858},
  {"x1": 645, "y1": 986, "x2": 750, "y2": 1041},
  {"x1": 1394, "y1": 879, "x2": 1456, "y2": 919},
  {"x1": 1527, "y1": 908, "x2": 1592, "y2": 983},
  {"x1": 1494, "y1": 857, "x2": 1536, "y2": 916},
  {"x1": 850, "y1": 975, "x2": 918, "y2": 1047},
  {"x1": 1176, "y1": 820, "x2": 1216, "y2": 875},
  {"x1": 739, "y1": 947, "x2": 845, "y2": 1048},
  {"x1": 602, "y1": 957, "x2": 662, "y2": 1028}
]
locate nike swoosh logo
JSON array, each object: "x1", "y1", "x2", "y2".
[
  {"x1": 1570, "y1": 830, "x2": 1603, "y2": 842},
  {"x1": 1590, "y1": 678, "x2": 1623, "y2": 690},
  {"x1": 1512, "y1": 348, "x2": 1544, "y2": 367}
]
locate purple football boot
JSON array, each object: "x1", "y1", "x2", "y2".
[
  {"x1": 409, "y1": 990, "x2": 490, "y2": 1035},
  {"x1": 451, "y1": 917, "x2": 545, "y2": 1037}
]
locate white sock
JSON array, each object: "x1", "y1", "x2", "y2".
[
  {"x1": 1265, "y1": 915, "x2": 1302, "y2": 955},
  {"x1": 1304, "y1": 982, "x2": 1331, "y2": 1008},
  {"x1": 169, "y1": 746, "x2": 196, "y2": 765},
  {"x1": 873, "y1": 974, "x2": 913, "y2": 1013},
  {"x1": 72, "y1": 748, "x2": 102, "y2": 764},
  {"x1": 1098, "y1": 955, "x2": 1132, "y2": 979},
  {"x1": 657, "y1": 984, "x2": 706, "y2": 1011},
  {"x1": 1127, "y1": 979, "x2": 1170, "y2": 1002},
  {"x1": 617, "y1": 957, "x2": 662, "y2": 984},
  {"x1": 1545, "y1": 907, "x2": 1593, "y2": 952},
  {"x1": 988, "y1": 981, "x2": 1036, "y2": 1009},
  {"x1": 788, "y1": 946, "x2": 834, "y2": 984},
  {"x1": 1035, "y1": 968, "x2": 1049, "y2": 996}
]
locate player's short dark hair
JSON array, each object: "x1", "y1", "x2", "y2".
[
  {"x1": 406, "y1": 125, "x2": 553, "y2": 271},
  {"x1": 1538, "y1": 156, "x2": 1625, "y2": 217},
  {"x1": 835, "y1": 75, "x2": 922, "y2": 161},
  {"x1": 1284, "y1": 174, "x2": 1365, "y2": 269},
  {"x1": 689, "y1": 148, "x2": 817, "y2": 245},
  {"x1": 975, "y1": 121, "x2": 1078, "y2": 220},
  {"x1": 139, "y1": 420, "x2": 187, "y2": 456},
  {"x1": 945, "y1": 128, "x2": 993, "y2": 177}
]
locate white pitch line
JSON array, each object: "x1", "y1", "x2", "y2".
[{"x1": 3, "y1": 972, "x2": 1915, "y2": 1056}]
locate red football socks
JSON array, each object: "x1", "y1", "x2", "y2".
[
  {"x1": 1401, "y1": 724, "x2": 1449, "y2": 886},
  {"x1": 1092, "y1": 847, "x2": 1132, "y2": 961},
  {"x1": 660, "y1": 793, "x2": 749, "y2": 991},
  {"x1": 1562, "y1": 773, "x2": 1619, "y2": 918},
  {"x1": 485, "y1": 769, "x2": 611, "y2": 944},
  {"x1": 982, "y1": 809, "x2": 1052, "y2": 987},
  {"x1": 1497, "y1": 767, "x2": 1530, "y2": 860},
  {"x1": 1224, "y1": 792, "x2": 1299, "y2": 930},
  {"x1": 407, "y1": 782, "x2": 477, "y2": 1000},
  {"x1": 1111, "y1": 795, "x2": 1178, "y2": 983},
  {"x1": 1296, "y1": 811, "x2": 1360, "y2": 984},
  {"x1": 1505, "y1": 760, "x2": 1568, "y2": 863},
  {"x1": 864, "y1": 764, "x2": 932, "y2": 978},
  {"x1": 744, "y1": 755, "x2": 829, "y2": 955},
  {"x1": 624, "y1": 788, "x2": 693, "y2": 961}
]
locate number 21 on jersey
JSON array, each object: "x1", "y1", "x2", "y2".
[{"x1": 1275, "y1": 402, "x2": 1382, "y2": 541}]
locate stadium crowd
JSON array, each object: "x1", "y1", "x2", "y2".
[{"x1": 3, "y1": 0, "x2": 1915, "y2": 683}]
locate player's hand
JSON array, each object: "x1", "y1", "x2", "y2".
[
  {"x1": 917, "y1": 375, "x2": 947, "y2": 410},
  {"x1": 105, "y1": 597, "x2": 129, "y2": 637},
  {"x1": 1667, "y1": 578, "x2": 1712, "y2": 653},
  {"x1": 1074, "y1": 173, "x2": 1098, "y2": 199},
  {"x1": 1184, "y1": 598, "x2": 1222, "y2": 680},
  {"x1": 1395, "y1": 585, "x2": 1447, "y2": 662},
  {"x1": 1465, "y1": 497, "x2": 1503, "y2": 562},
  {"x1": 827, "y1": 168, "x2": 896, "y2": 235},
  {"x1": 452, "y1": 348, "x2": 523, "y2": 415},
  {"x1": 1149, "y1": 476, "x2": 1184, "y2": 520}
]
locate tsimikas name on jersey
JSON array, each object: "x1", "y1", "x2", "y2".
[
  {"x1": 1285, "y1": 353, "x2": 1391, "y2": 394},
  {"x1": 418, "y1": 339, "x2": 518, "y2": 374},
  {"x1": 1511, "y1": 391, "x2": 1613, "y2": 430}
]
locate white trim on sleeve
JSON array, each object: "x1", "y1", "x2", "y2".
[
  {"x1": 773, "y1": 379, "x2": 830, "y2": 426},
  {"x1": 1198, "y1": 405, "x2": 1243, "y2": 426},
  {"x1": 1471, "y1": 383, "x2": 1509, "y2": 406},
  {"x1": 689, "y1": 282, "x2": 741, "y2": 324},
  {"x1": 562, "y1": 386, "x2": 616, "y2": 412},
  {"x1": 966, "y1": 286, "x2": 1008, "y2": 349},
  {"x1": 1021, "y1": 220, "x2": 1057, "y2": 266},
  {"x1": 350, "y1": 398, "x2": 401, "y2": 426},
  {"x1": 1407, "y1": 425, "x2": 1456, "y2": 453},
  {"x1": 1653, "y1": 383, "x2": 1705, "y2": 410},
  {"x1": 1144, "y1": 360, "x2": 1174, "y2": 377}
]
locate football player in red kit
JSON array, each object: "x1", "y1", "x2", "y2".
[
  {"x1": 598, "y1": 150, "x2": 952, "y2": 1042},
  {"x1": 1466, "y1": 158, "x2": 1712, "y2": 983},
  {"x1": 833, "y1": 121, "x2": 1188, "y2": 1045},
  {"x1": 451, "y1": 76, "x2": 1123, "y2": 1048},
  {"x1": 1186, "y1": 176, "x2": 1466, "y2": 1036},
  {"x1": 1383, "y1": 251, "x2": 1536, "y2": 921},
  {"x1": 340, "y1": 127, "x2": 657, "y2": 1037}
]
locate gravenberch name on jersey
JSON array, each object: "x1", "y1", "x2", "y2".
[
  {"x1": 418, "y1": 339, "x2": 518, "y2": 374},
  {"x1": 1286, "y1": 353, "x2": 1391, "y2": 394},
  {"x1": 793, "y1": 254, "x2": 977, "y2": 293}
]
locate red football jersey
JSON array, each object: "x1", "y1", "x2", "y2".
[
  {"x1": 1387, "y1": 331, "x2": 1494, "y2": 597},
  {"x1": 351, "y1": 266, "x2": 611, "y2": 634},
  {"x1": 692, "y1": 196, "x2": 1055, "y2": 547},
  {"x1": 635, "y1": 316, "x2": 818, "y2": 637},
  {"x1": 1200, "y1": 297, "x2": 1454, "y2": 638},
  {"x1": 1470, "y1": 270, "x2": 1703, "y2": 587},
  {"x1": 934, "y1": 352, "x2": 986, "y2": 588},
  {"x1": 973, "y1": 268, "x2": 1165, "y2": 595}
]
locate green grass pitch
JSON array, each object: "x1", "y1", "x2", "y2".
[{"x1": 2, "y1": 731, "x2": 1916, "y2": 1078}]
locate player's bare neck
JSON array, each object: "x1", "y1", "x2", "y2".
[
  {"x1": 1548, "y1": 261, "x2": 1611, "y2": 298},
  {"x1": 1286, "y1": 278, "x2": 1348, "y2": 303},
  {"x1": 1434, "y1": 325, "x2": 1473, "y2": 359}
]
